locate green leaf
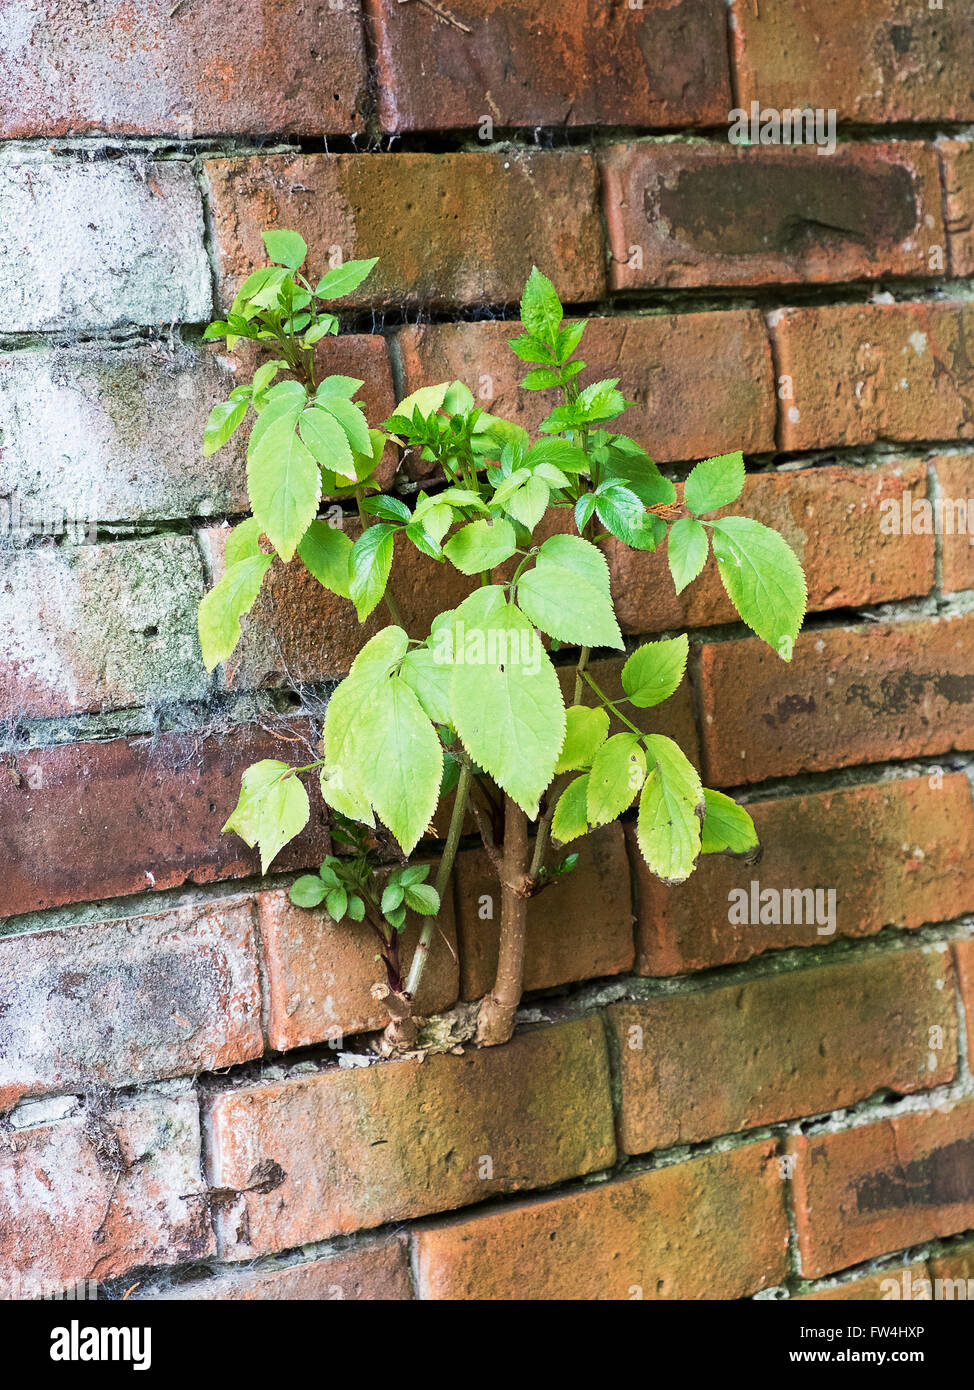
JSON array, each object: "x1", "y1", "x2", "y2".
[
  {"x1": 551, "y1": 774, "x2": 591, "y2": 844},
  {"x1": 326, "y1": 886, "x2": 349, "y2": 921},
  {"x1": 554, "y1": 320, "x2": 586, "y2": 363},
  {"x1": 700, "y1": 788, "x2": 760, "y2": 858},
  {"x1": 224, "y1": 517, "x2": 264, "y2": 567},
  {"x1": 314, "y1": 257, "x2": 379, "y2": 299},
  {"x1": 290, "y1": 875, "x2": 326, "y2": 908},
  {"x1": 636, "y1": 736, "x2": 704, "y2": 884},
  {"x1": 506, "y1": 475, "x2": 549, "y2": 532},
  {"x1": 520, "y1": 267, "x2": 563, "y2": 346},
  {"x1": 349, "y1": 524, "x2": 396, "y2": 622},
  {"x1": 555, "y1": 705, "x2": 609, "y2": 773},
  {"x1": 317, "y1": 375, "x2": 364, "y2": 400},
  {"x1": 400, "y1": 646, "x2": 454, "y2": 726},
  {"x1": 668, "y1": 517, "x2": 709, "y2": 594},
  {"x1": 404, "y1": 883, "x2": 440, "y2": 915},
  {"x1": 388, "y1": 381, "x2": 450, "y2": 424},
  {"x1": 347, "y1": 895, "x2": 365, "y2": 922},
  {"x1": 297, "y1": 521, "x2": 352, "y2": 598},
  {"x1": 586, "y1": 733, "x2": 646, "y2": 828},
  {"x1": 684, "y1": 451, "x2": 746, "y2": 516},
  {"x1": 621, "y1": 635, "x2": 689, "y2": 708},
  {"x1": 443, "y1": 518, "x2": 517, "y2": 575},
  {"x1": 710, "y1": 516, "x2": 807, "y2": 658},
  {"x1": 448, "y1": 586, "x2": 565, "y2": 818},
  {"x1": 299, "y1": 405, "x2": 356, "y2": 480},
  {"x1": 595, "y1": 484, "x2": 659, "y2": 551},
  {"x1": 381, "y1": 881, "x2": 404, "y2": 914},
  {"x1": 521, "y1": 368, "x2": 562, "y2": 391},
  {"x1": 247, "y1": 411, "x2": 321, "y2": 561},
  {"x1": 262, "y1": 229, "x2": 307, "y2": 270},
  {"x1": 507, "y1": 333, "x2": 555, "y2": 365},
  {"x1": 204, "y1": 398, "x2": 248, "y2": 456},
  {"x1": 224, "y1": 759, "x2": 310, "y2": 874},
  {"x1": 197, "y1": 553, "x2": 273, "y2": 671},
  {"x1": 318, "y1": 396, "x2": 372, "y2": 457},
  {"x1": 517, "y1": 534, "x2": 623, "y2": 649}
]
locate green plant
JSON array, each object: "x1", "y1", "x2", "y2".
[{"x1": 200, "y1": 231, "x2": 807, "y2": 1049}]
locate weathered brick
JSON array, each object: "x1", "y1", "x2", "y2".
[
  {"x1": 141, "y1": 1237, "x2": 412, "y2": 1300},
  {"x1": 928, "y1": 1242, "x2": 974, "y2": 1296},
  {"x1": 770, "y1": 303, "x2": 974, "y2": 451},
  {"x1": 0, "y1": 719, "x2": 330, "y2": 919},
  {"x1": 258, "y1": 876, "x2": 459, "y2": 1050},
  {"x1": 0, "y1": 342, "x2": 247, "y2": 524},
  {"x1": 795, "y1": 1263, "x2": 930, "y2": 1301},
  {"x1": 0, "y1": 160, "x2": 210, "y2": 333},
  {"x1": 0, "y1": 897, "x2": 262, "y2": 1112},
  {"x1": 698, "y1": 615, "x2": 974, "y2": 786},
  {"x1": 368, "y1": 0, "x2": 731, "y2": 132},
  {"x1": 199, "y1": 520, "x2": 477, "y2": 688},
  {"x1": 609, "y1": 461, "x2": 935, "y2": 636},
  {"x1": 205, "y1": 152, "x2": 605, "y2": 311},
  {"x1": 953, "y1": 939, "x2": 974, "y2": 1073},
  {"x1": 413, "y1": 1139, "x2": 788, "y2": 1299},
  {"x1": 0, "y1": 538, "x2": 207, "y2": 720},
  {"x1": 788, "y1": 1100, "x2": 974, "y2": 1277},
  {"x1": 610, "y1": 949, "x2": 956, "y2": 1154},
  {"x1": 0, "y1": 0, "x2": 368, "y2": 138},
  {"x1": 602, "y1": 142, "x2": 943, "y2": 290},
  {"x1": 934, "y1": 454, "x2": 974, "y2": 594},
  {"x1": 204, "y1": 1018, "x2": 614, "y2": 1256},
  {"x1": 633, "y1": 775, "x2": 974, "y2": 976},
  {"x1": 395, "y1": 311, "x2": 776, "y2": 472},
  {"x1": 940, "y1": 141, "x2": 974, "y2": 277},
  {"x1": 455, "y1": 823, "x2": 634, "y2": 1001},
  {"x1": 0, "y1": 1090, "x2": 213, "y2": 1293},
  {"x1": 730, "y1": 0, "x2": 974, "y2": 123}
]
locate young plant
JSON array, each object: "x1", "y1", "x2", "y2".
[{"x1": 200, "y1": 231, "x2": 807, "y2": 1050}]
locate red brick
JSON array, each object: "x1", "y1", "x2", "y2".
[
  {"x1": 0, "y1": 0, "x2": 368, "y2": 138},
  {"x1": 200, "y1": 519, "x2": 476, "y2": 688},
  {"x1": 633, "y1": 775, "x2": 974, "y2": 976},
  {"x1": 205, "y1": 153, "x2": 605, "y2": 312},
  {"x1": 698, "y1": 614, "x2": 974, "y2": 787},
  {"x1": 610, "y1": 949, "x2": 956, "y2": 1153},
  {"x1": 204, "y1": 1018, "x2": 614, "y2": 1256},
  {"x1": 795, "y1": 1262, "x2": 930, "y2": 1301},
  {"x1": 0, "y1": 897, "x2": 262, "y2": 1111},
  {"x1": 413, "y1": 1139, "x2": 788, "y2": 1299},
  {"x1": 603, "y1": 142, "x2": 943, "y2": 291},
  {"x1": 455, "y1": 823, "x2": 634, "y2": 1001},
  {"x1": 934, "y1": 454, "x2": 974, "y2": 594},
  {"x1": 0, "y1": 720, "x2": 330, "y2": 918},
  {"x1": 610, "y1": 461, "x2": 935, "y2": 636},
  {"x1": 940, "y1": 142, "x2": 974, "y2": 277},
  {"x1": 141, "y1": 1237, "x2": 412, "y2": 1300},
  {"x1": 730, "y1": 0, "x2": 974, "y2": 123},
  {"x1": 0, "y1": 537, "x2": 207, "y2": 721},
  {"x1": 788, "y1": 1100, "x2": 974, "y2": 1277},
  {"x1": 395, "y1": 311, "x2": 776, "y2": 473},
  {"x1": 258, "y1": 875, "x2": 459, "y2": 1051},
  {"x1": 0, "y1": 1090, "x2": 213, "y2": 1294},
  {"x1": 770, "y1": 303, "x2": 974, "y2": 451},
  {"x1": 953, "y1": 939, "x2": 974, "y2": 1073},
  {"x1": 367, "y1": 0, "x2": 731, "y2": 132}
]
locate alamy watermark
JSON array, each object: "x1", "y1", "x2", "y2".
[
  {"x1": 728, "y1": 101, "x2": 837, "y2": 156},
  {"x1": 880, "y1": 491, "x2": 974, "y2": 535},
  {"x1": 728, "y1": 880, "x2": 837, "y2": 936},
  {"x1": 0, "y1": 492, "x2": 98, "y2": 545},
  {"x1": 432, "y1": 621, "x2": 543, "y2": 676}
]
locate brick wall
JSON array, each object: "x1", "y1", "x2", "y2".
[{"x1": 1, "y1": 0, "x2": 973, "y2": 1302}]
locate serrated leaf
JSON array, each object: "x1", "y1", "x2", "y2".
[
  {"x1": 555, "y1": 705, "x2": 610, "y2": 773},
  {"x1": 262, "y1": 228, "x2": 307, "y2": 270},
  {"x1": 198, "y1": 552, "x2": 273, "y2": 671},
  {"x1": 448, "y1": 586, "x2": 565, "y2": 818},
  {"x1": 636, "y1": 735, "x2": 704, "y2": 884},
  {"x1": 684, "y1": 451, "x2": 746, "y2": 516},
  {"x1": 551, "y1": 773, "x2": 591, "y2": 844},
  {"x1": 290, "y1": 875, "x2": 326, "y2": 908},
  {"x1": 621, "y1": 635, "x2": 689, "y2": 708},
  {"x1": 389, "y1": 381, "x2": 450, "y2": 425},
  {"x1": 586, "y1": 733, "x2": 645, "y2": 827},
  {"x1": 349, "y1": 524, "x2": 396, "y2": 622},
  {"x1": 701, "y1": 788, "x2": 760, "y2": 858},
  {"x1": 223, "y1": 759, "x2": 310, "y2": 874},
  {"x1": 224, "y1": 517, "x2": 264, "y2": 567},
  {"x1": 404, "y1": 883, "x2": 439, "y2": 915},
  {"x1": 443, "y1": 518, "x2": 517, "y2": 575},
  {"x1": 318, "y1": 395, "x2": 372, "y2": 457},
  {"x1": 520, "y1": 267, "x2": 562, "y2": 346},
  {"x1": 521, "y1": 368, "x2": 562, "y2": 391},
  {"x1": 326, "y1": 886, "x2": 349, "y2": 921},
  {"x1": 595, "y1": 484, "x2": 659, "y2": 552},
  {"x1": 517, "y1": 534, "x2": 623, "y2": 649},
  {"x1": 299, "y1": 405, "x2": 356, "y2": 480},
  {"x1": 314, "y1": 257, "x2": 378, "y2": 299},
  {"x1": 668, "y1": 517, "x2": 709, "y2": 593},
  {"x1": 710, "y1": 516, "x2": 806, "y2": 658},
  {"x1": 247, "y1": 411, "x2": 321, "y2": 561},
  {"x1": 400, "y1": 645, "x2": 454, "y2": 726},
  {"x1": 204, "y1": 398, "x2": 248, "y2": 456},
  {"x1": 317, "y1": 375, "x2": 365, "y2": 400},
  {"x1": 507, "y1": 333, "x2": 555, "y2": 365},
  {"x1": 506, "y1": 475, "x2": 549, "y2": 532},
  {"x1": 297, "y1": 520, "x2": 352, "y2": 598},
  {"x1": 554, "y1": 320, "x2": 586, "y2": 363}
]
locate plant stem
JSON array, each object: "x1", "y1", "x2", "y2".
[
  {"x1": 580, "y1": 669, "x2": 644, "y2": 737},
  {"x1": 476, "y1": 794, "x2": 532, "y2": 1046},
  {"x1": 402, "y1": 760, "x2": 474, "y2": 1000}
]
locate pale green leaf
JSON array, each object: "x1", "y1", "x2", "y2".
[
  {"x1": 297, "y1": 521, "x2": 352, "y2": 598},
  {"x1": 197, "y1": 553, "x2": 272, "y2": 671},
  {"x1": 262, "y1": 229, "x2": 307, "y2": 270},
  {"x1": 224, "y1": 517, "x2": 264, "y2": 567},
  {"x1": 621, "y1": 635, "x2": 689, "y2": 708},
  {"x1": 555, "y1": 705, "x2": 610, "y2": 773},
  {"x1": 314, "y1": 257, "x2": 378, "y2": 299},
  {"x1": 443, "y1": 518, "x2": 517, "y2": 575},
  {"x1": 518, "y1": 533, "x2": 623, "y2": 649},
  {"x1": 586, "y1": 733, "x2": 645, "y2": 828},
  {"x1": 223, "y1": 759, "x2": 310, "y2": 874},
  {"x1": 684, "y1": 451, "x2": 746, "y2": 516},
  {"x1": 204, "y1": 398, "x2": 247, "y2": 456},
  {"x1": 701, "y1": 788, "x2": 760, "y2": 857},
  {"x1": 349, "y1": 524, "x2": 395, "y2": 621},
  {"x1": 710, "y1": 516, "x2": 807, "y2": 658},
  {"x1": 635, "y1": 735, "x2": 704, "y2": 884},
  {"x1": 299, "y1": 405, "x2": 356, "y2": 480},
  {"x1": 247, "y1": 411, "x2": 321, "y2": 561},
  {"x1": 667, "y1": 517, "x2": 709, "y2": 594},
  {"x1": 551, "y1": 773, "x2": 591, "y2": 844}
]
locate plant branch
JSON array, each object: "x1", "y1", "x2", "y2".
[
  {"x1": 476, "y1": 794, "x2": 532, "y2": 1046},
  {"x1": 402, "y1": 759, "x2": 474, "y2": 1000}
]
